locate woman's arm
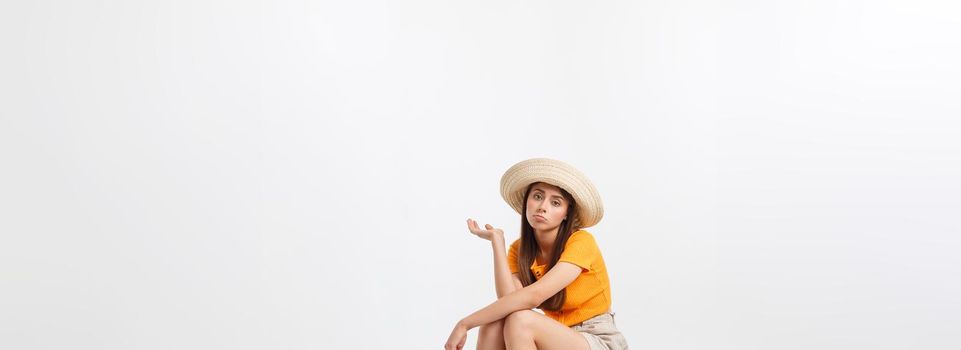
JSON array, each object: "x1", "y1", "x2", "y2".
[
  {"x1": 491, "y1": 238, "x2": 520, "y2": 298},
  {"x1": 445, "y1": 261, "x2": 582, "y2": 349},
  {"x1": 466, "y1": 219, "x2": 522, "y2": 297},
  {"x1": 463, "y1": 261, "x2": 582, "y2": 329}
]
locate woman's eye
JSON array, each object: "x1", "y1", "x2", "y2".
[
  {"x1": 552, "y1": 201, "x2": 560, "y2": 206},
  {"x1": 533, "y1": 194, "x2": 541, "y2": 200}
]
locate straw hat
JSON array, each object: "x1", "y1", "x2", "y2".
[{"x1": 499, "y1": 158, "x2": 604, "y2": 228}]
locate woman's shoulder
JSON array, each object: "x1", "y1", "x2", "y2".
[
  {"x1": 571, "y1": 229, "x2": 596, "y2": 240},
  {"x1": 566, "y1": 229, "x2": 599, "y2": 247}
]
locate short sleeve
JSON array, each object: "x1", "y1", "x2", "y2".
[
  {"x1": 507, "y1": 238, "x2": 521, "y2": 274},
  {"x1": 558, "y1": 231, "x2": 599, "y2": 271}
]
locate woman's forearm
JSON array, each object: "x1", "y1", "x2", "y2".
[
  {"x1": 491, "y1": 238, "x2": 516, "y2": 298},
  {"x1": 459, "y1": 288, "x2": 537, "y2": 330}
]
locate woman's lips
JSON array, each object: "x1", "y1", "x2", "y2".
[{"x1": 533, "y1": 215, "x2": 547, "y2": 222}]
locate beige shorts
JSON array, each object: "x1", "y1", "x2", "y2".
[{"x1": 569, "y1": 311, "x2": 629, "y2": 350}]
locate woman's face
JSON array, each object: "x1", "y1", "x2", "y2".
[{"x1": 525, "y1": 182, "x2": 569, "y2": 232}]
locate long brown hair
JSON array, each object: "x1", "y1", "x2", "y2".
[{"x1": 516, "y1": 182, "x2": 582, "y2": 311}]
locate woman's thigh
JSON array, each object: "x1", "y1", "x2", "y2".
[{"x1": 503, "y1": 310, "x2": 590, "y2": 350}]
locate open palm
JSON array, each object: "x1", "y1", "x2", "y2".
[{"x1": 466, "y1": 218, "x2": 504, "y2": 242}]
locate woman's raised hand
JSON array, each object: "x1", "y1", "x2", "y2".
[{"x1": 466, "y1": 218, "x2": 504, "y2": 242}]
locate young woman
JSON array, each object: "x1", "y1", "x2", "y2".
[{"x1": 445, "y1": 158, "x2": 628, "y2": 350}]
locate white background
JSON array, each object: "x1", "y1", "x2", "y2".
[{"x1": 2, "y1": 1, "x2": 960, "y2": 349}]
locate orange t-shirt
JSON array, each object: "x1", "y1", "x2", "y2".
[{"x1": 507, "y1": 229, "x2": 612, "y2": 326}]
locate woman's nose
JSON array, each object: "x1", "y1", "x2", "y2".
[{"x1": 538, "y1": 201, "x2": 549, "y2": 212}]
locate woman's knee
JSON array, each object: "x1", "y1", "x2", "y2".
[
  {"x1": 478, "y1": 318, "x2": 504, "y2": 338},
  {"x1": 503, "y1": 310, "x2": 537, "y2": 335}
]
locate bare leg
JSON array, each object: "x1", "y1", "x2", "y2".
[
  {"x1": 477, "y1": 318, "x2": 506, "y2": 350},
  {"x1": 502, "y1": 310, "x2": 590, "y2": 350}
]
